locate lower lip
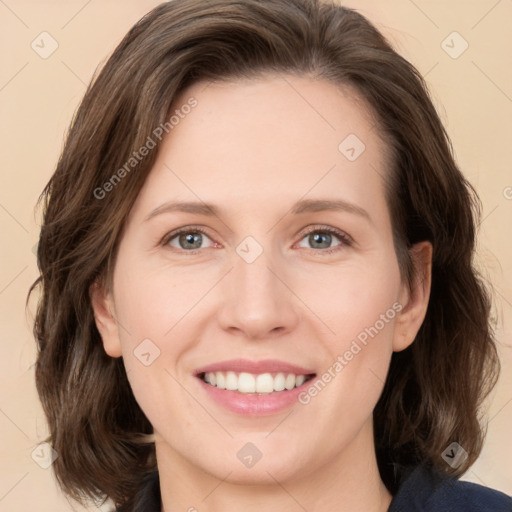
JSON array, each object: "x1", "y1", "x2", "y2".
[{"x1": 196, "y1": 376, "x2": 314, "y2": 416}]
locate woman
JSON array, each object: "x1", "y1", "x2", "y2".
[{"x1": 28, "y1": 0, "x2": 512, "y2": 511}]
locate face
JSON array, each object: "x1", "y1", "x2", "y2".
[{"x1": 92, "y1": 74, "x2": 431, "y2": 486}]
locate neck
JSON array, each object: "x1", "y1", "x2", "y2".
[{"x1": 156, "y1": 418, "x2": 392, "y2": 512}]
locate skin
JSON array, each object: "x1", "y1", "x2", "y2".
[{"x1": 91, "y1": 73, "x2": 432, "y2": 512}]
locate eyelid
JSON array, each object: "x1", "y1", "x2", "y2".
[
  {"x1": 294, "y1": 224, "x2": 353, "y2": 254},
  {"x1": 160, "y1": 225, "x2": 215, "y2": 250},
  {"x1": 298, "y1": 224, "x2": 353, "y2": 245},
  {"x1": 160, "y1": 223, "x2": 353, "y2": 254}
]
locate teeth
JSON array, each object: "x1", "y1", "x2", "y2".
[
  {"x1": 256, "y1": 373, "x2": 274, "y2": 393},
  {"x1": 202, "y1": 371, "x2": 310, "y2": 394},
  {"x1": 273, "y1": 373, "x2": 285, "y2": 391},
  {"x1": 295, "y1": 375, "x2": 306, "y2": 387},
  {"x1": 225, "y1": 371, "x2": 238, "y2": 391},
  {"x1": 285, "y1": 373, "x2": 296, "y2": 390},
  {"x1": 239, "y1": 372, "x2": 256, "y2": 393},
  {"x1": 216, "y1": 372, "x2": 226, "y2": 389}
]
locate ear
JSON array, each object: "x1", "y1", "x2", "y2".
[
  {"x1": 89, "y1": 278, "x2": 123, "y2": 358},
  {"x1": 393, "y1": 241, "x2": 432, "y2": 352}
]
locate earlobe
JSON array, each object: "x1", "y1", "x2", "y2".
[
  {"x1": 89, "y1": 278, "x2": 123, "y2": 358},
  {"x1": 393, "y1": 241, "x2": 433, "y2": 352}
]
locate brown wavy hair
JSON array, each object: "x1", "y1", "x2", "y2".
[{"x1": 27, "y1": 0, "x2": 500, "y2": 509}]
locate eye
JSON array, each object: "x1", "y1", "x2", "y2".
[
  {"x1": 161, "y1": 224, "x2": 352, "y2": 255},
  {"x1": 162, "y1": 226, "x2": 215, "y2": 253},
  {"x1": 296, "y1": 225, "x2": 352, "y2": 254}
]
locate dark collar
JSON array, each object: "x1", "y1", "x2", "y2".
[
  {"x1": 120, "y1": 465, "x2": 512, "y2": 512},
  {"x1": 387, "y1": 464, "x2": 512, "y2": 512},
  {"x1": 116, "y1": 470, "x2": 161, "y2": 512}
]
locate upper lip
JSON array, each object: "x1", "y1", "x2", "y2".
[{"x1": 195, "y1": 359, "x2": 315, "y2": 376}]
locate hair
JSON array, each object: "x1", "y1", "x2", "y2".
[{"x1": 27, "y1": 0, "x2": 500, "y2": 509}]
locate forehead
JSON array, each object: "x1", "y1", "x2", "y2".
[{"x1": 128, "y1": 74, "x2": 391, "y2": 225}]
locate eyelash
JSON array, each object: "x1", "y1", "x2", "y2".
[{"x1": 160, "y1": 224, "x2": 353, "y2": 256}]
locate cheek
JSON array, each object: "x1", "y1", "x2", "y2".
[
  {"x1": 114, "y1": 261, "x2": 210, "y2": 343},
  {"x1": 113, "y1": 245, "x2": 402, "y2": 359},
  {"x1": 298, "y1": 259, "x2": 402, "y2": 343},
  {"x1": 111, "y1": 263, "x2": 213, "y2": 408},
  {"x1": 307, "y1": 264, "x2": 401, "y2": 407},
  {"x1": 307, "y1": 315, "x2": 396, "y2": 442}
]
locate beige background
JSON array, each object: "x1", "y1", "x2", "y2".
[{"x1": 0, "y1": 0, "x2": 510, "y2": 510}]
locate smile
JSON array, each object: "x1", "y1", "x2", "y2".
[
  {"x1": 194, "y1": 358, "x2": 317, "y2": 415},
  {"x1": 200, "y1": 371, "x2": 315, "y2": 394}
]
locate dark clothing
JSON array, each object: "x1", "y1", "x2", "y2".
[
  {"x1": 118, "y1": 465, "x2": 512, "y2": 511},
  {"x1": 387, "y1": 465, "x2": 512, "y2": 511}
]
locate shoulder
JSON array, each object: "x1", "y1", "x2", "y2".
[{"x1": 388, "y1": 465, "x2": 512, "y2": 512}]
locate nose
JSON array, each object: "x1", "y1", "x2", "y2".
[{"x1": 216, "y1": 245, "x2": 300, "y2": 340}]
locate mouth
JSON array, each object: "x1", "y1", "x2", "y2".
[
  {"x1": 197, "y1": 371, "x2": 316, "y2": 395},
  {"x1": 193, "y1": 359, "x2": 317, "y2": 415}
]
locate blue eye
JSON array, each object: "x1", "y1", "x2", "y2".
[
  {"x1": 297, "y1": 226, "x2": 352, "y2": 254},
  {"x1": 161, "y1": 225, "x2": 352, "y2": 255},
  {"x1": 164, "y1": 227, "x2": 213, "y2": 252}
]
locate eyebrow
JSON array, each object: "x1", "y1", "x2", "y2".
[{"x1": 144, "y1": 198, "x2": 372, "y2": 223}]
